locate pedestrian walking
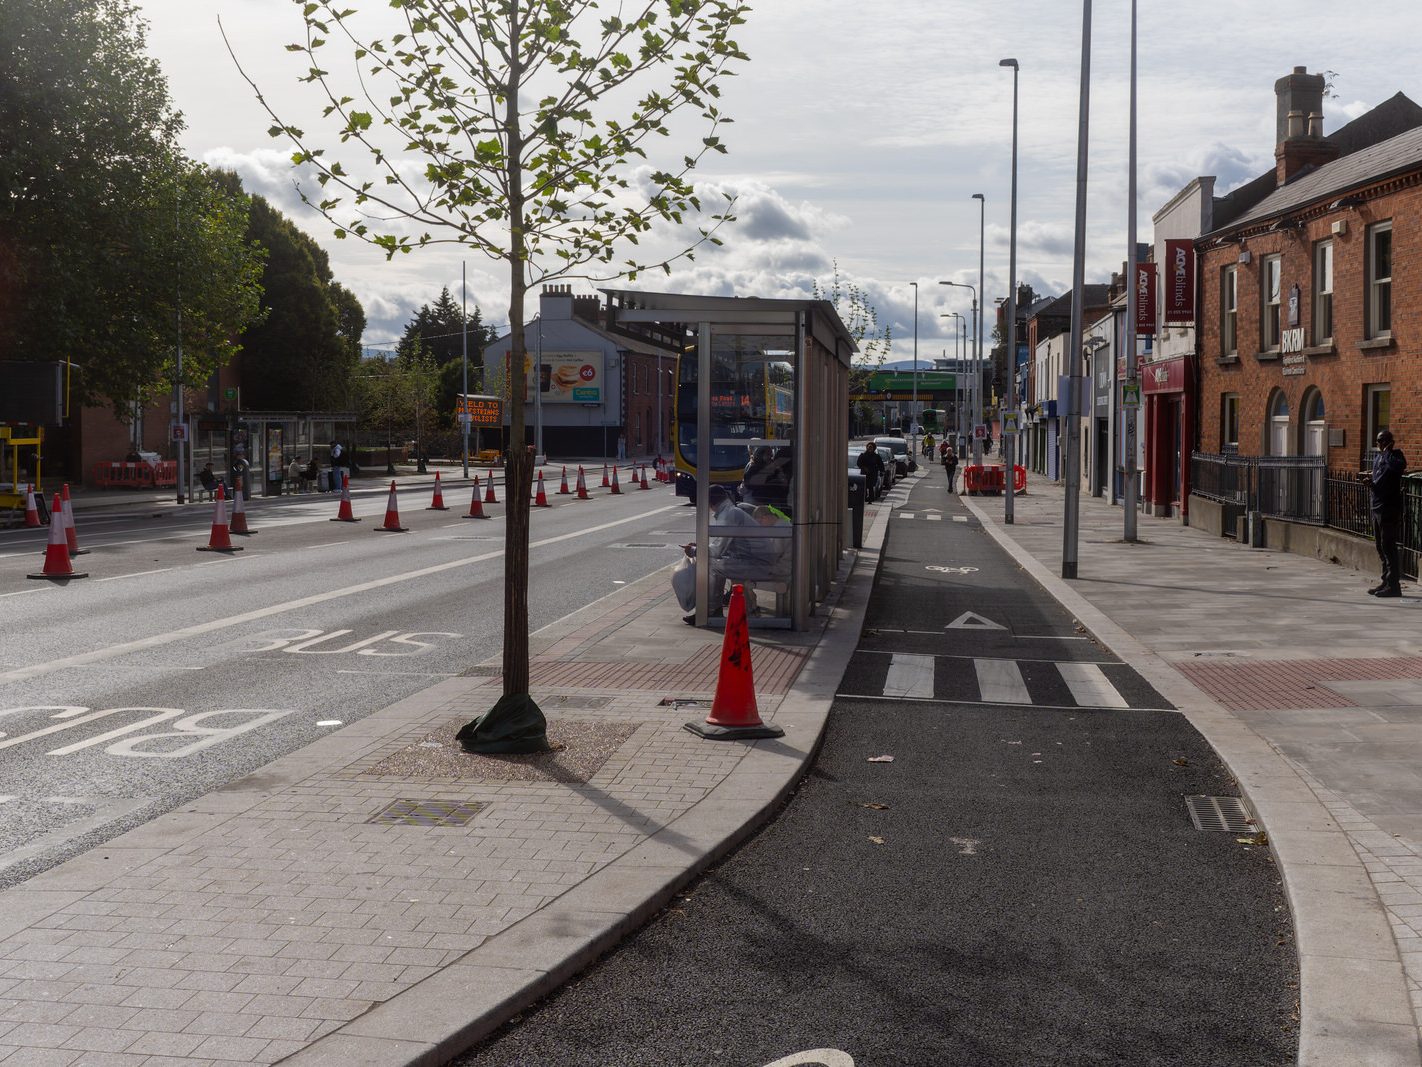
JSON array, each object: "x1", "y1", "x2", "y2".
[
  {"x1": 1362, "y1": 429, "x2": 1407, "y2": 597},
  {"x1": 943, "y1": 441, "x2": 959, "y2": 493},
  {"x1": 329, "y1": 440, "x2": 345, "y2": 490}
]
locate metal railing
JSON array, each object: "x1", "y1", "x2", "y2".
[{"x1": 1190, "y1": 452, "x2": 1251, "y2": 506}]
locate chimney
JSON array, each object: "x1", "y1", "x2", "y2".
[{"x1": 1275, "y1": 67, "x2": 1339, "y2": 185}]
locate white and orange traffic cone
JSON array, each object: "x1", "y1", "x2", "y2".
[
  {"x1": 576, "y1": 466, "x2": 591, "y2": 500},
  {"x1": 196, "y1": 484, "x2": 243, "y2": 553},
  {"x1": 484, "y1": 474, "x2": 498, "y2": 504},
  {"x1": 609, "y1": 465, "x2": 621, "y2": 495},
  {"x1": 638, "y1": 463, "x2": 652, "y2": 489},
  {"x1": 558, "y1": 467, "x2": 571, "y2": 495},
  {"x1": 466, "y1": 476, "x2": 488, "y2": 519},
  {"x1": 630, "y1": 465, "x2": 641, "y2": 487},
  {"x1": 229, "y1": 480, "x2": 255, "y2": 535},
  {"x1": 427, "y1": 471, "x2": 449, "y2": 511},
  {"x1": 533, "y1": 471, "x2": 550, "y2": 507},
  {"x1": 24, "y1": 484, "x2": 43, "y2": 528},
  {"x1": 601, "y1": 463, "x2": 610, "y2": 488},
  {"x1": 683, "y1": 585, "x2": 783, "y2": 740},
  {"x1": 374, "y1": 480, "x2": 408, "y2": 532},
  {"x1": 60, "y1": 483, "x2": 87, "y2": 556},
  {"x1": 330, "y1": 471, "x2": 361, "y2": 522},
  {"x1": 28, "y1": 493, "x2": 87, "y2": 580}
]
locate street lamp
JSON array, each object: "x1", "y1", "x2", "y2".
[
  {"x1": 1001, "y1": 58, "x2": 1020, "y2": 524},
  {"x1": 910, "y1": 281, "x2": 919, "y2": 443},
  {"x1": 941, "y1": 311, "x2": 965, "y2": 449},
  {"x1": 1123, "y1": 0, "x2": 1140, "y2": 542},
  {"x1": 971, "y1": 193, "x2": 986, "y2": 469},
  {"x1": 940, "y1": 280, "x2": 978, "y2": 464},
  {"x1": 1062, "y1": 0, "x2": 1094, "y2": 580}
]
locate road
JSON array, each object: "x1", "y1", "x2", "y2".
[
  {"x1": 454, "y1": 474, "x2": 1297, "y2": 1067},
  {"x1": 0, "y1": 474, "x2": 690, "y2": 889}
]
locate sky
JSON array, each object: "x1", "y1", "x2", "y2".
[{"x1": 131, "y1": 0, "x2": 1422, "y2": 362}]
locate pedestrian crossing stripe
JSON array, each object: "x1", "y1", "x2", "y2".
[
  {"x1": 839, "y1": 651, "x2": 1170, "y2": 711},
  {"x1": 897, "y1": 512, "x2": 942, "y2": 520}
]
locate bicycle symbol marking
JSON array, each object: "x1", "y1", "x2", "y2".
[{"x1": 926, "y1": 565, "x2": 979, "y2": 575}]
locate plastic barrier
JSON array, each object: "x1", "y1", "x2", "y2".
[{"x1": 1013, "y1": 465, "x2": 1027, "y2": 494}]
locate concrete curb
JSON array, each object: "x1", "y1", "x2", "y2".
[
  {"x1": 277, "y1": 503, "x2": 894, "y2": 1066},
  {"x1": 961, "y1": 494, "x2": 1421, "y2": 1067}
]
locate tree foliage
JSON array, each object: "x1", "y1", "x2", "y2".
[
  {"x1": 813, "y1": 261, "x2": 892, "y2": 397},
  {"x1": 0, "y1": 0, "x2": 264, "y2": 413},
  {"x1": 397, "y1": 287, "x2": 499, "y2": 427},
  {"x1": 233, "y1": 0, "x2": 752, "y2": 702}
]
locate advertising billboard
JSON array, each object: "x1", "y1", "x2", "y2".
[
  {"x1": 1135, "y1": 262, "x2": 1156, "y2": 335},
  {"x1": 1163, "y1": 239, "x2": 1195, "y2": 324},
  {"x1": 524, "y1": 353, "x2": 603, "y2": 404}
]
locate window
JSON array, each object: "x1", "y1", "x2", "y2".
[
  {"x1": 1267, "y1": 391, "x2": 1290, "y2": 456},
  {"x1": 1261, "y1": 255, "x2": 1282, "y2": 350},
  {"x1": 1302, "y1": 390, "x2": 1327, "y2": 456},
  {"x1": 1221, "y1": 393, "x2": 1239, "y2": 452},
  {"x1": 1313, "y1": 240, "x2": 1333, "y2": 344},
  {"x1": 1366, "y1": 384, "x2": 1392, "y2": 449},
  {"x1": 1367, "y1": 222, "x2": 1392, "y2": 338},
  {"x1": 1221, "y1": 265, "x2": 1238, "y2": 355}
]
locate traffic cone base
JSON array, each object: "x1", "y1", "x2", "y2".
[
  {"x1": 427, "y1": 471, "x2": 449, "y2": 510},
  {"x1": 374, "y1": 480, "x2": 408, "y2": 532},
  {"x1": 29, "y1": 493, "x2": 88, "y2": 579},
  {"x1": 684, "y1": 585, "x2": 782, "y2": 741}
]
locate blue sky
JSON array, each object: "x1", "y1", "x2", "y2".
[{"x1": 136, "y1": 0, "x2": 1422, "y2": 360}]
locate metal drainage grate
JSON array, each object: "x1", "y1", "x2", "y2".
[
  {"x1": 1185, "y1": 795, "x2": 1255, "y2": 833},
  {"x1": 659, "y1": 697, "x2": 706, "y2": 708},
  {"x1": 366, "y1": 798, "x2": 487, "y2": 827}
]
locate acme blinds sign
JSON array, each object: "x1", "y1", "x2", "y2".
[{"x1": 1164, "y1": 239, "x2": 1194, "y2": 324}]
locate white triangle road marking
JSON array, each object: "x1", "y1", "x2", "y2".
[{"x1": 948, "y1": 611, "x2": 1006, "y2": 630}]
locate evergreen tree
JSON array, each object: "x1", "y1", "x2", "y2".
[{"x1": 397, "y1": 287, "x2": 499, "y2": 427}]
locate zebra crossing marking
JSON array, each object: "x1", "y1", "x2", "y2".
[
  {"x1": 884, "y1": 654, "x2": 935, "y2": 698},
  {"x1": 974, "y1": 659, "x2": 1030, "y2": 704},
  {"x1": 1058, "y1": 662, "x2": 1130, "y2": 708}
]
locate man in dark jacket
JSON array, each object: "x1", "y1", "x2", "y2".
[{"x1": 1365, "y1": 429, "x2": 1407, "y2": 597}]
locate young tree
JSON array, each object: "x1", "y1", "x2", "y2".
[
  {"x1": 0, "y1": 0, "x2": 263, "y2": 413},
  {"x1": 813, "y1": 262, "x2": 892, "y2": 433},
  {"x1": 232, "y1": 1, "x2": 750, "y2": 744},
  {"x1": 398, "y1": 288, "x2": 499, "y2": 429}
]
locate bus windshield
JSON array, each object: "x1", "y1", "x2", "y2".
[{"x1": 675, "y1": 334, "x2": 793, "y2": 479}]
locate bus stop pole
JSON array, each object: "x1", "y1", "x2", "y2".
[
  {"x1": 461, "y1": 262, "x2": 469, "y2": 480},
  {"x1": 793, "y1": 312, "x2": 810, "y2": 630},
  {"x1": 694, "y1": 322, "x2": 712, "y2": 627}
]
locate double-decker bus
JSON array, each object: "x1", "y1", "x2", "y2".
[{"x1": 672, "y1": 335, "x2": 793, "y2": 501}]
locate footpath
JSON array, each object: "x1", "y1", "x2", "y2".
[{"x1": 963, "y1": 481, "x2": 1422, "y2": 1067}]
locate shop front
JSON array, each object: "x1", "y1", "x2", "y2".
[{"x1": 1141, "y1": 355, "x2": 1193, "y2": 518}]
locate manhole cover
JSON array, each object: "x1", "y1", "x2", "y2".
[
  {"x1": 1185, "y1": 795, "x2": 1255, "y2": 832},
  {"x1": 366, "y1": 798, "x2": 487, "y2": 827}
]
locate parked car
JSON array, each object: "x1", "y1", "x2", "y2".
[
  {"x1": 873, "y1": 435, "x2": 917, "y2": 477},
  {"x1": 875, "y1": 444, "x2": 897, "y2": 485},
  {"x1": 848, "y1": 445, "x2": 888, "y2": 500}
]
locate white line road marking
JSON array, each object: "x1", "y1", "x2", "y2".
[
  {"x1": 95, "y1": 568, "x2": 174, "y2": 583},
  {"x1": 0, "y1": 504, "x2": 681, "y2": 684},
  {"x1": 899, "y1": 513, "x2": 915, "y2": 519},
  {"x1": 948, "y1": 611, "x2": 1006, "y2": 630},
  {"x1": 975, "y1": 658, "x2": 1030, "y2": 704},
  {"x1": 883, "y1": 653, "x2": 935, "y2": 698},
  {"x1": 953, "y1": 516, "x2": 968, "y2": 523},
  {"x1": 0, "y1": 589, "x2": 43, "y2": 599},
  {"x1": 925, "y1": 514, "x2": 942, "y2": 521},
  {"x1": 334, "y1": 670, "x2": 459, "y2": 677},
  {"x1": 1058, "y1": 662, "x2": 1129, "y2": 708}
]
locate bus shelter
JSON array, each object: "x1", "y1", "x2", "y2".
[{"x1": 603, "y1": 290, "x2": 855, "y2": 630}]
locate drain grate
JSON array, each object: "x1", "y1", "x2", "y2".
[
  {"x1": 1185, "y1": 795, "x2": 1255, "y2": 832},
  {"x1": 366, "y1": 798, "x2": 487, "y2": 827}
]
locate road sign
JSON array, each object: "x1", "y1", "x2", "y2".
[
  {"x1": 1121, "y1": 381, "x2": 1142, "y2": 409},
  {"x1": 973, "y1": 424, "x2": 986, "y2": 440},
  {"x1": 170, "y1": 422, "x2": 188, "y2": 442},
  {"x1": 1002, "y1": 412, "x2": 1019, "y2": 434},
  {"x1": 223, "y1": 387, "x2": 236, "y2": 400}
]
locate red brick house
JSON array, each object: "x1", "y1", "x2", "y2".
[{"x1": 1197, "y1": 71, "x2": 1422, "y2": 468}]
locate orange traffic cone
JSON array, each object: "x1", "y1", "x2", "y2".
[
  {"x1": 484, "y1": 474, "x2": 498, "y2": 504},
  {"x1": 558, "y1": 467, "x2": 571, "y2": 495},
  {"x1": 610, "y1": 465, "x2": 621, "y2": 495},
  {"x1": 229, "y1": 480, "x2": 255, "y2": 535},
  {"x1": 24, "y1": 484, "x2": 43, "y2": 528},
  {"x1": 684, "y1": 585, "x2": 783, "y2": 740},
  {"x1": 196, "y1": 483, "x2": 243, "y2": 553},
  {"x1": 601, "y1": 463, "x2": 610, "y2": 488},
  {"x1": 28, "y1": 493, "x2": 87, "y2": 580},
  {"x1": 534, "y1": 471, "x2": 550, "y2": 507},
  {"x1": 427, "y1": 471, "x2": 449, "y2": 510},
  {"x1": 330, "y1": 472, "x2": 361, "y2": 522},
  {"x1": 576, "y1": 466, "x2": 591, "y2": 500},
  {"x1": 638, "y1": 463, "x2": 652, "y2": 489},
  {"x1": 466, "y1": 476, "x2": 488, "y2": 519},
  {"x1": 61, "y1": 483, "x2": 88, "y2": 556},
  {"x1": 374, "y1": 480, "x2": 408, "y2": 532}
]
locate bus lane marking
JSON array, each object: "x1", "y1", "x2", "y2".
[{"x1": 0, "y1": 504, "x2": 681, "y2": 685}]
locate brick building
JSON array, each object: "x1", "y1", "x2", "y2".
[{"x1": 1197, "y1": 70, "x2": 1422, "y2": 468}]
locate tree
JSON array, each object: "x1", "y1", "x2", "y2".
[
  {"x1": 354, "y1": 344, "x2": 438, "y2": 471},
  {"x1": 814, "y1": 262, "x2": 892, "y2": 434},
  {"x1": 233, "y1": 0, "x2": 750, "y2": 742},
  {"x1": 0, "y1": 0, "x2": 264, "y2": 413},
  {"x1": 227, "y1": 181, "x2": 365, "y2": 412},
  {"x1": 397, "y1": 287, "x2": 499, "y2": 429}
]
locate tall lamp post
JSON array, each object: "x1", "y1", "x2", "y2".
[
  {"x1": 910, "y1": 281, "x2": 919, "y2": 445},
  {"x1": 461, "y1": 262, "x2": 470, "y2": 479},
  {"x1": 1123, "y1": 0, "x2": 1140, "y2": 541},
  {"x1": 1001, "y1": 58, "x2": 1020, "y2": 524},
  {"x1": 940, "y1": 280, "x2": 979, "y2": 466},
  {"x1": 971, "y1": 193, "x2": 986, "y2": 469},
  {"x1": 941, "y1": 311, "x2": 965, "y2": 447},
  {"x1": 1062, "y1": 0, "x2": 1094, "y2": 580}
]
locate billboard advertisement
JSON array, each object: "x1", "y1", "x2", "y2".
[
  {"x1": 1163, "y1": 239, "x2": 1195, "y2": 324},
  {"x1": 1135, "y1": 262, "x2": 1156, "y2": 335},
  {"x1": 523, "y1": 353, "x2": 603, "y2": 404}
]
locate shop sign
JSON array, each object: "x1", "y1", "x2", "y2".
[
  {"x1": 1280, "y1": 327, "x2": 1305, "y2": 354},
  {"x1": 1282, "y1": 353, "x2": 1306, "y2": 377},
  {"x1": 1135, "y1": 262, "x2": 1156, "y2": 335},
  {"x1": 1164, "y1": 239, "x2": 1195, "y2": 324}
]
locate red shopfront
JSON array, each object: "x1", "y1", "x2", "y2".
[{"x1": 1142, "y1": 354, "x2": 1194, "y2": 519}]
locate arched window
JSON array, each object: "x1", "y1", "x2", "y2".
[
  {"x1": 1267, "y1": 391, "x2": 1291, "y2": 456},
  {"x1": 1301, "y1": 390, "x2": 1327, "y2": 456}
]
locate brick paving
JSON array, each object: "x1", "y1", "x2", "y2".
[
  {"x1": 0, "y1": 566, "x2": 827, "y2": 1066},
  {"x1": 1179, "y1": 656, "x2": 1422, "y2": 710}
]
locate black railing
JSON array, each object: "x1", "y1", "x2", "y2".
[
  {"x1": 1324, "y1": 471, "x2": 1371, "y2": 538},
  {"x1": 1190, "y1": 452, "x2": 1251, "y2": 506},
  {"x1": 1255, "y1": 456, "x2": 1325, "y2": 523}
]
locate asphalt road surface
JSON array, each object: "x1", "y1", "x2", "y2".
[
  {"x1": 455, "y1": 474, "x2": 1298, "y2": 1067},
  {"x1": 0, "y1": 475, "x2": 689, "y2": 888}
]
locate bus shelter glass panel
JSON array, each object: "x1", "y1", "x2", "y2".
[{"x1": 697, "y1": 329, "x2": 798, "y2": 626}]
